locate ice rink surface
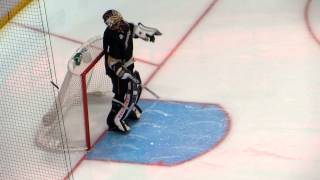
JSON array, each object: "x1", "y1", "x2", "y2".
[{"x1": 2, "y1": 0, "x2": 320, "y2": 179}]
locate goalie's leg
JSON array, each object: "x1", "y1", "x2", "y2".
[
  {"x1": 127, "y1": 71, "x2": 143, "y2": 120},
  {"x1": 107, "y1": 98, "x2": 131, "y2": 132},
  {"x1": 106, "y1": 77, "x2": 132, "y2": 133},
  {"x1": 106, "y1": 71, "x2": 143, "y2": 132}
]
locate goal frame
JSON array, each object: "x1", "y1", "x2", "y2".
[
  {"x1": 35, "y1": 36, "x2": 112, "y2": 152},
  {"x1": 81, "y1": 51, "x2": 105, "y2": 150}
]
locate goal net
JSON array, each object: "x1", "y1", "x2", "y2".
[{"x1": 35, "y1": 36, "x2": 112, "y2": 152}]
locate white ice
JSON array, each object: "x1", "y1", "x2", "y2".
[{"x1": 1, "y1": 0, "x2": 320, "y2": 179}]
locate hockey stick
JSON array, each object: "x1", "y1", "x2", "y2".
[{"x1": 141, "y1": 85, "x2": 160, "y2": 99}]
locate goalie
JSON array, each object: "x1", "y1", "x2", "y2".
[{"x1": 102, "y1": 9, "x2": 161, "y2": 133}]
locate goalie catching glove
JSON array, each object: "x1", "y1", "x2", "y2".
[
  {"x1": 116, "y1": 66, "x2": 141, "y2": 84},
  {"x1": 116, "y1": 66, "x2": 132, "y2": 79}
]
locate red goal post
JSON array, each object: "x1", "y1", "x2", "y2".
[{"x1": 81, "y1": 49, "x2": 105, "y2": 150}]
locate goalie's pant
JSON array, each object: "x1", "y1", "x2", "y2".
[{"x1": 106, "y1": 74, "x2": 142, "y2": 132}]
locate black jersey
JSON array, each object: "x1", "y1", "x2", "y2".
[
  {"x1": 103, "y1": 22, "x2": 135, "y2": 62},
  {"x1": 103, "y1": 21, "x2": 135, "y2": 95}
]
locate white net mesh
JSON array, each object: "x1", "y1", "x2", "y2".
[{"x1": 35, "y1": 36, "x2": 113, "y2": 152}]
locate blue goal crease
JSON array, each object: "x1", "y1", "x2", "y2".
[{"x1": 87, "y1": 99, "x2": 230, "y2": 166}]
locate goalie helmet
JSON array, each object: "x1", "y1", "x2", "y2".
[{"x1": 103, "y1": 9, "x2": 123, "y2": 27}]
